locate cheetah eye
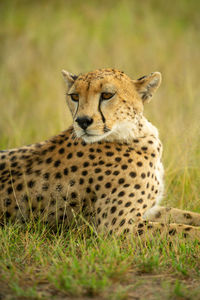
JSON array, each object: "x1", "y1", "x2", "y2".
[
  {"x1": 101, "y1": 92, "x2": 115, "y2": 101},
  {"x1": 69, "y1": 93, "x2": 79, "y2": 102}
]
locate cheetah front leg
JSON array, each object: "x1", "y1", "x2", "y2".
[
  {"x1": 95, "y1": 205, "x2": 200, "y2": 240},
  {"x1": 130, "y1": 221, "x2": 200, "y2": 241},
  {"x1": 143, "y1": 206, "x2": 200, "y2": 227}
]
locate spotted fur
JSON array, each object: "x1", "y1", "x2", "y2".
[{"x1": 0, "y1": 68, "x2": 200, "y2": 240}]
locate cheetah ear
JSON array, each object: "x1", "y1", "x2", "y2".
[
  {"x1": 62, "y1": 70, "x2": 78, "y2": 89},
  {"x1": 133, "y1": 72, "x2": 162, "y2": 103}
]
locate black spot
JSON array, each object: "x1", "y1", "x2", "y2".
[
  {"x1": 141, "y1": 173, "x2": 146, "y2": 179},
  {"x1": 59, "y1": 148, "x2": 65, "y2": 154},
  {"x1": 115, "y1": 157, "x2": 121, "y2": 162},
  {"x1": 98, "y1": 176, "x2": 103, "y2": 181},
  {"x1": 54, "y1": 160, "x2": 61, "y2": 167},
  {"x1": 111, "y1": 188, "x2": 117, "y2": 194},
  {"x1": 42, "y1": 183, "x2": 49, "y2": 191},
  {"x1": 11, "y1": 162, "x2": 18, "y2": 168},
  {"x1": 71, "y1": 192, "x2": 77, "y2": 199},
  {"x1": 124, "y1": 184, "x2": 130, "y2": 188},
  {"x1": 71, "y1": 166, "x2": 78, "y2": 172},
  {"x1": 55, "y1": 172, "x2": 62, "y2": 179},
  {"x1": 101, "y1": 193, "x2": 106, "y2": 198},
  {"x1": 79, "y1": 178, "x2": 84, "y2": 184},
  {"x1": 149, "y1": 162, "x2": 153, "y2": 167},
  {"x1": 5, "y1": 211, "x2": 11, "y2": 218},
  {"x1": 113, "y1": 170, "x2": 120, "y2": 176},
  {"x1": 82, "y1": 170, "x2": 88, "y2": 176},
  {"x1": 77, "y1": 151, "x2": 84, "y2": 157},
  {"x1": 67, "y1": 142, "x2": 72, "y2": 147},
  {"x1": 105, "y1": 144, "x2": 111, "y2": 149},
  {"x1": 103, "y1": 170, "x2": 111, "y2": 176},
  {"x1": 28, "y1": 180, "x2": 35, "y2": 188},
  {"x1": 95, "y1": 168, "x2": 101, "y2": 173},
  {"x1": 7, "y1": 187, "x2": 13, "y2": 195},
  {"x1": 69, "y1": 180, "x2": 75, "y2": 186},
  {"x1": 128, "y1": 159, "x2": 133, "y2": 163},
  {"x1": 106, "y1": 152, "x2": 114, "y2": 156},
  {"x1": 137, "y1": 161, "x2": 143, "y2": 167},
  {"x1": 123, "y1": 153, "x2": 130, "y2": 157},
  {"x1": 63, "y1": 168, "x2": 68, "y2": 176},
  {"x1": 134, "y1": 184, "x2": 141, "y2": 189},
  {"x1": 97, "y1": 207, "x2": 101, "y2": 214},
  {"x1": 48, "y1": 145, "x2": 56, "y2": 152},
  {"x1": 137, "y1": 229, "x2": 144, "y2": 236},
  {"x1": 121, "y1": 165, "x2": 128, "y2": 170},
  {"x1": 37, "y1": 195, "x2": 44, "y2": 202},
  {"x1": 35, "y1": 170, "x2": 41, "y2": 176},
  {"x1": 88, "y1": 177, "x2": 93, "y2": 184},
  {"x1": 67, "y1": 153, "x2": 73, "y2": 159},
  {"x1": 99, "y1": 160, "x2": 104, "y2": 165},
  {"x1": 89, "y1": 154, "x2": 95, "y2": 160},
  {"x1": 119, "y1": 219, "x2": 125, "y2": 226},
  {"x1": 110, "y1": 206, "x2": 117, "y2": 213},
  {"x1": 0, "y1": 163, "x2": 6, "y2": 170},
  {"x1": 41, "y1": 149, "x2": 47, "y2": 155},
  {"x1": 112, "y1": 218, "x2": 117, "y2": 225},
  {"x1": 102, "y1": 212, "x2": 107, "y2": 219},
  {"x1": 169, "y1": 229, "x2": 176, "y2": 236},
  {"x1": 118, "y1": 191, "x2": 125, "y2": 197},
  {"x1": 129, "y1": 193, "x2": 135, "y2": 197},
  {"x1": 106, "y1": 163, "x2": 112, "y2": 167},
  {"x1": 141, "y1": 146, "x2": 148, "y2": 151},
  {"x1": 46, "y1": 157, "x2": 52, "y2": 164},
  {"x1": 70, "y1": 202, "x2": 77, "y2": 207},
  {"x1": 95, "y1": 184, "x2": 100, "y2": 191},
  {"x1": 137, "y1": 198, "x2": 143, "y2": 203},
  {"x1": 4, "y1": 198, "x2": 12, "y2": 207},
  {"x1": 125, "y1": 202, "x2": 131, "y2": 207},
  {"x1": 118, "y1": 178, "x2": 125, "y2": 184},
  {"x1": 105, "y1": 182, "x2": 111, "y2": 188},
  {"x1": 129, "y1": 172, "x2": 136, "y2": 178},
  {"x1": 83, "y1": 162, "x2": 89, "y2": 168},
  {"x1": 16, "y1": 183, "x2": 23, "y2": 191}
]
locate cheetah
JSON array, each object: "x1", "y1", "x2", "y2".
[{"x1": 0, "y1": 68, "x2": 200, "y2": 240}]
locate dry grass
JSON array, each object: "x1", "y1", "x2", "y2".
[{"x1": 0, "y1": 0, "x2": 200, "y2": 299}]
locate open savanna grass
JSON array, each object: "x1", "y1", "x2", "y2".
[
  {"x1": 0, "y1": 222, "x2": 200, "y2": 300},
  {"x1": 0, "y1": 0, "x2": 200, "y2": 299}
]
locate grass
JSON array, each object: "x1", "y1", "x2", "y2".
[
  {"x1": 1, "y1": 222, "x2": 200, "y2": 299},
  {"x1": 0, "y1": 0, "x2": 200, "y2": 299}
]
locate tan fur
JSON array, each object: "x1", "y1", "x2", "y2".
[{"x1": 0, "y1": 68, "x2": 199, "y2": 240}]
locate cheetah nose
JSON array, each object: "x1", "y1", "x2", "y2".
[{"x1": 75, "y1": 116, "x2": 93, "y2": 130}]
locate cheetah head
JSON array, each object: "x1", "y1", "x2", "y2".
[{"x1": 62, "y1": 68, "x2": 161, "y2": 143}]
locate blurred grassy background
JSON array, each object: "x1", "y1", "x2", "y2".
[{"x1": 0, "y1": 0, "x2": 199, "y2": 210}]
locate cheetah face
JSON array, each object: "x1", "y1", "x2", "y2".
[{"x1": 62, "y1": 69, "x2": 161, "y2": 143}]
